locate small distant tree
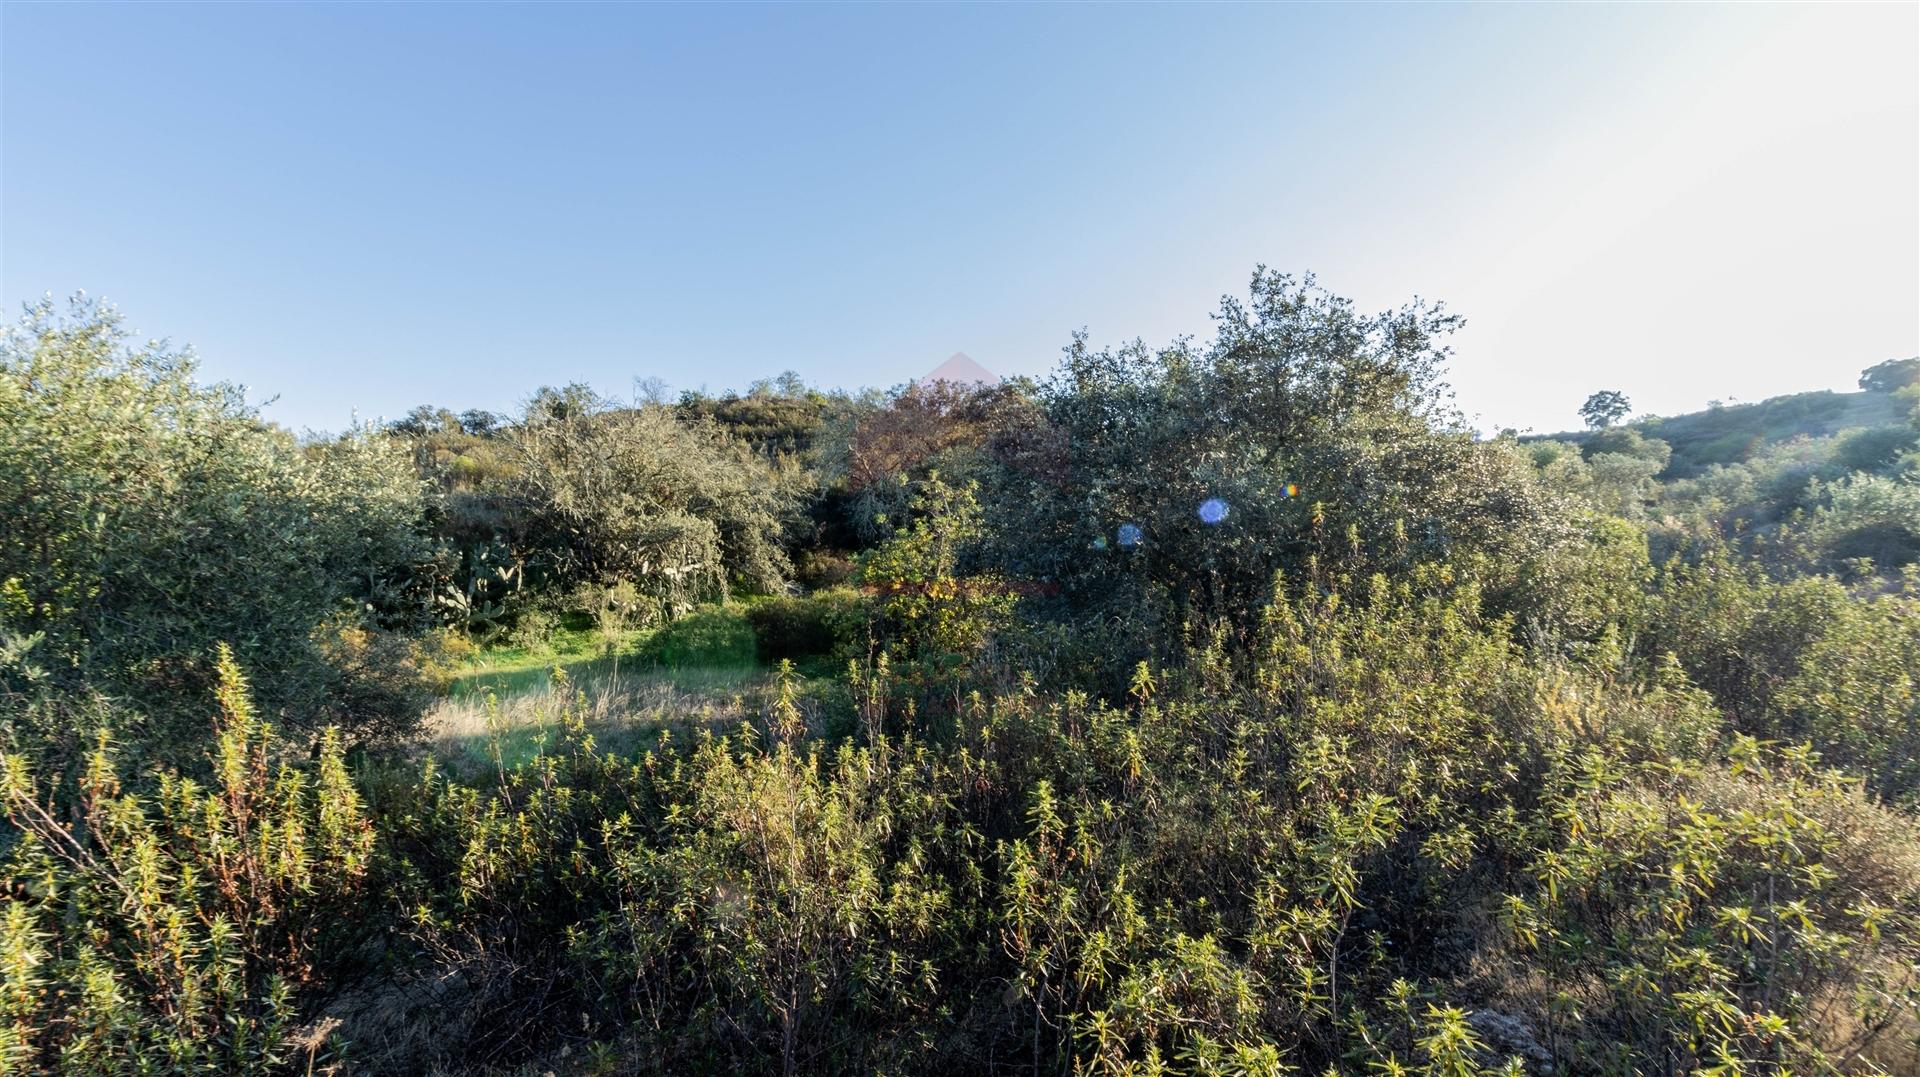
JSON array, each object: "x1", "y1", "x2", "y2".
[
  {"x1": 1580, "y1": 390, "x2": 1632, "y2": 429},
  {"x1": 388, "y1": 404, "x2": 459, "y2": 437}
]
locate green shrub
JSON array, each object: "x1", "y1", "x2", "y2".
[
  {"x1": 1643, "y1": 551, "x2": 1851, "y2": 728},
  {"x1": 0, "y1": 296, "x2": 434, "y2": 760},
  {"x1": 505, "y1": 606, "x2": 557, "y2": 654},
  {"x1": 6, "y1": 559, "x2": 1916, "y2": 1076},
  {"x1": 1804, "y1": 474, "x2": 1920, "y2": 575},
  {"x1": 0, "y1": 648, "x2": 369, "y2": 1071},
  {"x1": 641, "y1": 604, "x2": 758, "y2": 667},
  {"x1": 1499, "y1": 738, "x2": 1920, "y2": 1071},
  {"x1": 1835, "y1": 424, "x2": 1919, "y2": 474},
  {"x1": 859, "y1": 477, "x2": 1015, "y2": 710},
  {"x1": 1692, "y1": 429, "x2": 1762, "y2": 470},
  {"x1": 1581, "y1": 427, "x2": 1672, "y2": 471},
  {"x1": 493, "y1": 387, "x2": 808, "y2": 612},
  {"x1": 1776, "y1": 571, "x2": 1920, "y2": 804},
  {"x1": 794, "y1": 548, "x2": 858, "y2": 589},
  {"x1": 745, "y1": 589, "x2": 869, "y2": 663},
  {"x1": 1645, "y1": 551, "x2": 1920, "y2": 802},
  {"x1": 7, "y1": 272, "x2": 1919, "y2": 1077}
]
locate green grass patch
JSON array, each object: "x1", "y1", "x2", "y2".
[
  {"x1": 426, "y1": 663, "x2": 771, "y2": 778},
  {"x1": 447, "y1": 602, "x2": 765, "y2": 700},
  {"x1": 639, "y1": 604, "x2": 759, "y2": 668},
  {"x1": 447, "y1": 620, "x2": 647, "y2": 698}
]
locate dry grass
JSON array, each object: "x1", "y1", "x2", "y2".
[{"x1": 420, "y1": 665, "x2": 772, "y2": 781}]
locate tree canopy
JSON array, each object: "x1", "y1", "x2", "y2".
[
  {"x1": 1579, "y1": 389, "x2": 1632, "y2": 428},
  {"x1": 0, "y1": 296, "x2": 432, "y2": 758}
]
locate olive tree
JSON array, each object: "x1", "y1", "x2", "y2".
[
  {"x1": 0, "y1": 295, "x2": 435, "y2": 759},
  {"x1": 977, "y1": 270, "x2": 1592, "y2": 682},
  {"x1": 497, "y1": 385, "x2": 807, "y2": 618}
]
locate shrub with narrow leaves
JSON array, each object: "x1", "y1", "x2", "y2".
[{"x1": 0, "y1": 646, "x2": 371, "y2": 1071}]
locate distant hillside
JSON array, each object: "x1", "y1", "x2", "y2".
[{"x1": 1532, "y1": 384, "x2": 1908, "y2": 478}]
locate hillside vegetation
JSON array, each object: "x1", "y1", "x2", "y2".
[
  {"x1": 1526, "y1": 358, "x2": 1920, "y2": 579},
  {"x1": 1536, "y1": 376, "x2": 1910, "y2": 478},
  {"x1": 2, "y1": 281, "x2": 1917, "y2": 1075}
]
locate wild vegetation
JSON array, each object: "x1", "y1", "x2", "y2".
[{"x1": 2, "y1": 280, "x2": 1916, "y2": 1075}]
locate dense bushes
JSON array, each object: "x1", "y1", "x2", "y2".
[
  {"x1": 4, "y1": 278, "x2": 1917, "y2": 1074},
  {"x1": 0, "y1": 296, "x2": 435, "y2": 763},
  {"x1": 0, "y1": 648, "x2": 371, "y2": 1070},
  {"x1": 10, "y1": 566, "x2": 1915, "y2": 1074},
  {"x1": 1833, "y1": 424, "x2": 1918, "y2": 474},
  {"x1": 1805, "y1": 476, "x2": 1920, "y2": 573},
  {"x1": 0, "y1": 295, "x2": 819, "y2": 770},
  {"x1": 1499, "y1": 739, "x2": 1920, "y2": 1072},
  {"x1": 743, "y1": 589, "x2": 867, "y2": 664},
  {"x1": 496, "y1": 387, "x2": 807, "y2": 611},
  {"x1": 1644, "y1": 553, "x2": 1920, "y2": 805},
  {"x1": 383, "y1": 383, "x2": 818, "y2": 656},
  {"x1": 970, "y1": 272, "x2": 1606, "y2": 692}
]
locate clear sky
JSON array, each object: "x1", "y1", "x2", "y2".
[{"x1": 4, "y1": 3, "x2": 1915, "y2": 434}]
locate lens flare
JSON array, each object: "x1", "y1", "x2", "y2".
[
  {"x1": 1117, "y1": 523, "x2": 1143, "y2": 548},
  {"x1": 1283, "y1": 483, "x2": 1299, "y2": 498},
  {"x1": 1197, "y1": 498, "x2": 1229, "y2": 525}
]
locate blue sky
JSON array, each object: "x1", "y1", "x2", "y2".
[{"x1": 4, "y1": 3, "x2": 1915, "y2": 434}]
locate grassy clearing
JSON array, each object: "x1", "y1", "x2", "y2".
[
  {"x1": 444, "y1": 616, "x2": 648, "y2": 699},
  {"x1": 422, "y1": 664, "x2": 771, "y2": 780},
  {"x1": 445, "y1": 602, "x2": 763, "y2": 699},
  {"x1": 427, "y1": 602, "x2": 779, "y2": 779},
  {"x1": 446, "y1": 642, "x2": 639, "y2": 700}
]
